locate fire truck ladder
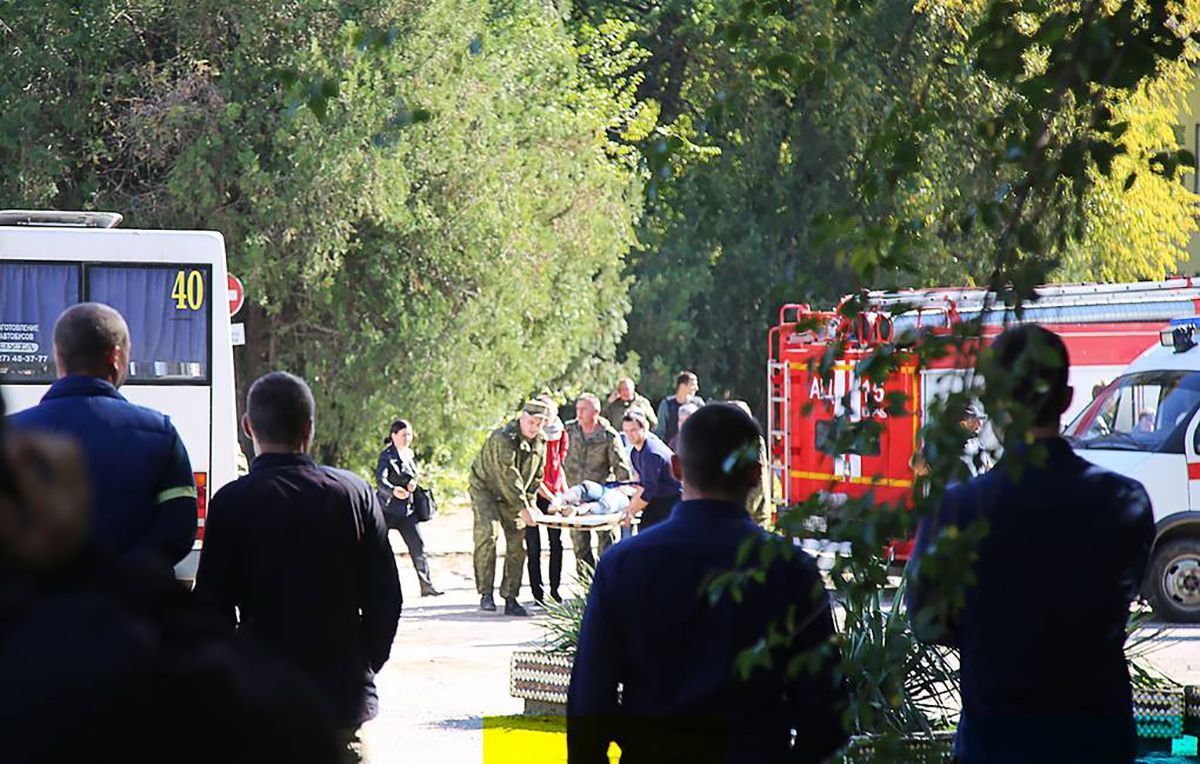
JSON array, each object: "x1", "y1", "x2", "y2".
[
  {"x1": 867, "y1": 278, "x2": 1200, "y2": 329},
  {"x1": 766, "y1": 357, "x2": 791, "y2": 512}
]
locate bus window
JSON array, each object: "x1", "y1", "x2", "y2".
[
  {"x1": 0, "y1": 262, "x2": 81, "y2": 381},
  {"x1": 87, "y1": 265, "x2": 210, "y2": 382}
]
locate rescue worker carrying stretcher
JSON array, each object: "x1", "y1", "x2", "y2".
[{"x1": 469, "y1": 399, "x2": 548, "y2": 617}]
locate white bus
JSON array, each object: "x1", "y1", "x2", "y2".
[{"x1": 0, "y1": 210, "x2": 238, "y2": 579}]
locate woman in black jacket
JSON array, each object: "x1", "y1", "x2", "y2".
[{"x1": 376, "y1": 419, "x2": 442, "y2": 596}]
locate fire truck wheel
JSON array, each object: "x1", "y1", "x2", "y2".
[{"x1": 1147, "y1": 538, "x2": 1200, "y2": 623}]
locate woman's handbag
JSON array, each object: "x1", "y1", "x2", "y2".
[{"x1": 412, "y1": 485, "x2": 437, "y2": 522}]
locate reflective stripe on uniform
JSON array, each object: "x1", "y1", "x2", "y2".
[{"x1": 156, "y1": 486, "x2": 198, "y2": 504}]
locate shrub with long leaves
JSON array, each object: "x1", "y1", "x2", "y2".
[
  {"x1": 839, "y1": 580, "x2": 959, "y2": 738},
  {"x1": 541, "y1": 563, "x2": 595, "y2": 655}
]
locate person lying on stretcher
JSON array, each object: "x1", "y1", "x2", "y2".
[{"x1": 549, "y1": 480, "x2": 636, "y2": 517}]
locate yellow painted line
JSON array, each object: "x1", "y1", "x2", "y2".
[
  {"x1": 483, "y1": 716, "x2": 619, "y2": 763},
  {"x1": 827, "y1": 364, "x2": 917, "y2": 375},
  {"x1": 789, "y1": 470, "x2": 913, "y2": 489}
]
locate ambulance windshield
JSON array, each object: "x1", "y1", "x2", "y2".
[{"x1": 1065, "y1": 371, "x2": 1200, "y2": 454}]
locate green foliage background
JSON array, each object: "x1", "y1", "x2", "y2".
[
  {"x1": 577, "y1": 0, "x2": 1199, "y2": 412},
  {"x1": 1, "y1": 0, "x2": 1197, "y2": 469},
  {"x1": 0, "y1": 0, "x2": 644, "y2": 469}
]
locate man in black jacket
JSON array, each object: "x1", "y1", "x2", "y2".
[{"x1": 195, "y1": 372, "x2": 402, "y2": 758}]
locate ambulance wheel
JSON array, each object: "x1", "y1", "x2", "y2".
[{"x1": 1147, "y1": 539, "x2": 1200, "y2": 623}]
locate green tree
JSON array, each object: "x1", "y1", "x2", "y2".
[
  {"x1": 577, "y1": 0, "x2": 1199, "y2": 410},
  {"x1": 0, "y1": 0, "x2": 645, "y2": 469}
]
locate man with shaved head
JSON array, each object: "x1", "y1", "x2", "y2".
[
  {"x1": 195, "y1": 372, "x2": 401, "y2": 757},
  {"x1": 51, "y1": 302, "x2": 132, "y2": 384},
  {"x1": 569, "y1": 403, "x2": 847, "y2": 762},
  {"x1": 8, "y1": 303, "x2": 197, "y2": 571}
]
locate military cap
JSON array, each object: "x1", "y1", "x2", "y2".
[{"x1": 523, "y1": 399, "x2": 552, "y2": 417}]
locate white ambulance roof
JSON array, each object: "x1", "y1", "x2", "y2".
[{"x1": 1124, "y1": 341, "x2": 1200, "y2": 376}]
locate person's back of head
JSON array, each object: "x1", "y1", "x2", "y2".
[
  {"x1": 53, "y1": 303, "x2": 131, "y2": 385},
  {"x1": 245, "y1": 372, "x2": 316, "y2": 454},
  {"x1": 989, "y1": 324, "x2": 1072, "y2": 434},
  {"x1": 677, "y1": 403, "x2": 762, "y2": 504},
  {"x1": 727, "y1": 400, "x2": 753, "y2": 418}
]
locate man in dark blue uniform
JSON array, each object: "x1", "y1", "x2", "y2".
[
  {"x1": 570, "y1": 403, "x2": 848, "y2": 763},
  {"x1": 8, "y1": 303, "x2": 197, "y2": 571},
  {"x1": 194, "y1": 372, "x2": 401, "y2": 760},
  {"x1": 908, "y1": 325, "x2": 1155, "y2": 763}
]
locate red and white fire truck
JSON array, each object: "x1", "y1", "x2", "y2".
[{"x1": 766, "y1": 279, "x2": 1200, "y2": 565}]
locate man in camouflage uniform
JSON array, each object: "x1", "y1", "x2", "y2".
[
  {"x1": 730, "y1": 401, "x2": 771, "y2": 528},
  {"x1": 603, "y1": 377, "x2": 658, "y2": 435},
  {"x1": 563, "y1": 393, "x2": 632, "y2": 574},
  {"x1": 470, "y1": 400, "x2": 549, "y2": 617}
]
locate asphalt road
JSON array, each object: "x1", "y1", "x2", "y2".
[
  {"x1": 362, "y1": 546, "x2": 554, "y2": 763},
  {"x1": 361, "y1": 511, "x2": 1200, "y2": 764}
]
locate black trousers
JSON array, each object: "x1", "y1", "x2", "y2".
[
  {"x1": 385, "y1": 511, "x2": 435, "y2": 593},
  {"x1": 525, "y1": 497, "x2": 563, "y2": 600},
  {"x1": 638, "y1": 494, "x2": 680, "y2": 532}
]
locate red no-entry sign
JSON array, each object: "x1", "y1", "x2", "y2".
[{"x1": 228, "y1": 274, "x2": 245, "y2": 317}]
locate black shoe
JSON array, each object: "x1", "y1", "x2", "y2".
[
  {"x1": 421, "y1": 586, "x2": 444, "y2": 597},
  {"x1": 531, "y1": 590, "x2": 545, "y2": 607},
  {"x1": 549, "y1": 590, "x2": 563, "y2": 604},
  {"x1": 504, "y1": 599, "x2": 530, "y2": 617},
  {"x1": 480, "y1": 593, "x2": 497, "y2": 612}
]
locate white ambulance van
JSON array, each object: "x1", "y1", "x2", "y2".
[
  {"x1": 1065, "y1": 319, "x2": 1200, "y2": 622},
  {"x1": 0, "y1": 210, "x2": 239, "y2": 580}
]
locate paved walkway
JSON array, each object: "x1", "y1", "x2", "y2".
[{"x1": 363, "y1": 505, "x2": 585, "y2": 763}]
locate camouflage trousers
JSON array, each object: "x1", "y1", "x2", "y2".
[
  {"x1": 570, "y1": 528, "x2": 614, "y2": 577},
  {"x1": 471, "y1": 489, "x2": 527, "y2": 599}
]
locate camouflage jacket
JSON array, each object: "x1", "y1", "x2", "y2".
[
  {"x1": 602, "y1": 395, "x2": 658, "y2": 431},
  {"x1": 747, "y1": 436, "x2": 770, "y2": 527},
  {"x1": 563, "y1": 417, "x2": 632, "y2": 486},
  {"x1": 469, "y1": 419, "x2": 546, "y2": 512}
]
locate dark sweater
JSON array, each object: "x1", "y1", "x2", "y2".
[
  {"x1": 568, "y1": 500, "x2": 848, "y2": 763},
  {"x1": 908, "y1": 438, "x2": 1154, "y2": 762}
]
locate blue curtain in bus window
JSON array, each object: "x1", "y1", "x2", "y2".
[
  {"x1": 0, "y1": 263, "x2": 80, "y2": 381},
  {"x1": 88, "y1": 266, "x2": 209, "y2": 381}
]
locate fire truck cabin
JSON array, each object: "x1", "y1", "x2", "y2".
[{"x1": 767, "y1": 279, "x2": 1200, "y2": 561}]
